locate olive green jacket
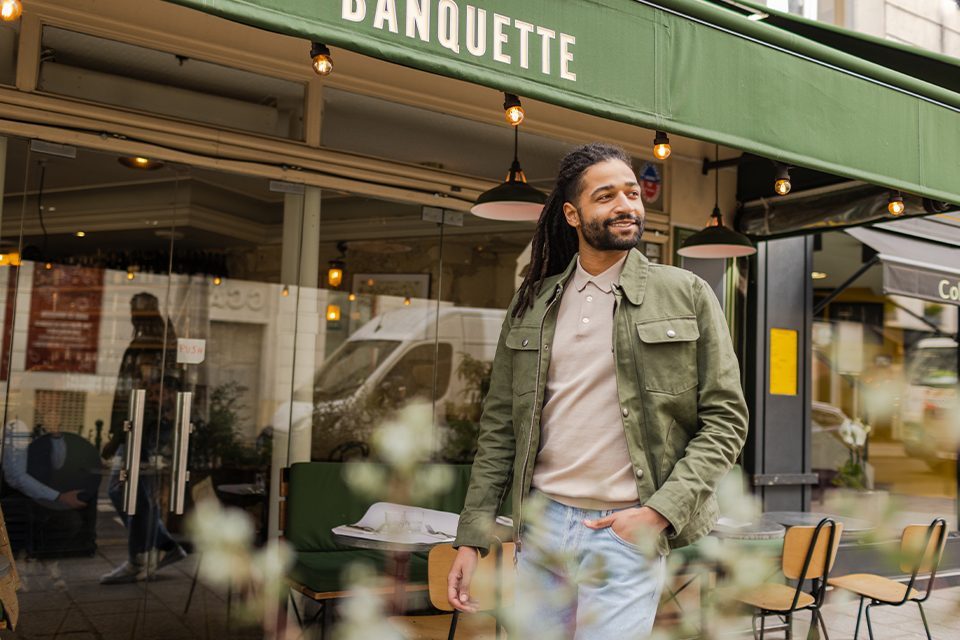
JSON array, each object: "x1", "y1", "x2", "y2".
[{"x1": 454, "y1": 249, "x2": 749, "y2": 556}]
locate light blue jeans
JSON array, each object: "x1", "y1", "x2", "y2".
[{"x1": 513, "y1": 492, "x2": 666, "y2": 640}]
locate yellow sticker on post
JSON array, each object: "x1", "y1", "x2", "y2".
[{"x1": 769, "y1": 328, "x2": 798, "y2": 396}]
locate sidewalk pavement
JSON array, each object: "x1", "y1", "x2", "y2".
[{"x1": 773, "y1": 584, "x2": 960, "y2": 639}]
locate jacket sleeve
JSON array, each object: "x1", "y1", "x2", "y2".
[
  {"x1": 644, "y1": 277, "x2": 749, "y2": 537},
  {"x1": 454, "y1": 310, "x2": 517, "y2": 555}
]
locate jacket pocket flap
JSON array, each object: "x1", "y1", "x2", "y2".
[
  {"x1": 636, "y1": 317, "x2": 699, "y2": 344},
  {"x1": 505, "y1": 327, "x2": 539, "y2": 350}
]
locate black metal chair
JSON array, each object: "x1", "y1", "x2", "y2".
[{"x1": 829, "y1": 518, "x2": 947, "y2": 640}]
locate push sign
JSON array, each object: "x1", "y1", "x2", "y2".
[{"x1": 177, "y1": 338, "x2": 206, "y2": 364}]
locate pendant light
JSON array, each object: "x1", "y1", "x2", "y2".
[
  {"x1": 471, "y1": 95, "x2": 546, "y2": 221},
  {"x1": 677, "y1": 146, "x2": 757, "y2": 259}
]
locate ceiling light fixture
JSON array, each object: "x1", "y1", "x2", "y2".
[
  {"x1": 887, "y1": 191, "x2": 905, "y2": 216},
  {"x1": 811, "y1": 271, "x2": 828, "y2": 280},
  {"x1": 774, "y1": 162, "x2": 792, "y2": 196},
  {"x1": 75, "y1": 231, "x2": 86, "y2": 238},
  {"x1": 0, "y1": 0, "x2": 22, "y2": 22},
  {"x1": 653, "y1": 131, "x2": 672, "y2": 160},
  {"x1": 677, "y1": 145, "x2": 757, "y2": 259},
  {"x1": 503, "y1": 93, "x2": 524, "y2": 126},
  {"x1": 119, "y1": 156, "x2": 164, "y2": 170},
  {"x1": 327, "y1": 241, "x2": 347, "y2": 288},
  {"x1": 310, "y1": 42, "x2": 333, "y2": 76},
  {"x1": 471, "y1": 99, "x2": 546, "y2": 221}
]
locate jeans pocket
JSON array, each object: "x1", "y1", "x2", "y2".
[{"x1": 605, "y1": 526, "x2": 646, "y2": 553}]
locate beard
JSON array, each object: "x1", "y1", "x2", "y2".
[{"x1": 577, "y1": 209, "x2": 645, "y2": 251}]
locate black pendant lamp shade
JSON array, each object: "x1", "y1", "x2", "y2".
[
  {"x1": 678, "y1": 146, "x2": 757, "y2": 259},
  {"x1": 677, "y1": 207, "x2": 757, "y2": 258},
  {"x1": 471, "y1": 123, "x2": 546, "y2": 221}
]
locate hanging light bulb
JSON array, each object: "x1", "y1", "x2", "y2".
[
  {"x1": 653, "y1": 131, "x2": 671, "y2": 160},
  {"x1": 281, "y1": 285, "x2": 290, "y2": 297},
  {"x1": 403, "y1": 296, "x2": 412, "y2": 306},
  {"x1": 213, "y1": 276, "x2": 223, "y2": 286},
  {"x1": 1, "y1": 0, "x2": 22, "y2": 22},
  {"x1": 888, "y1": 191, "x2": 905, "y2": 216},
  {"x1": 471, "y1": 122, "x2": 546, "y2": 221},
  {"x1": 503, "y1": 93, "x2": 524, "y2": 126},
  {"x1": 774, "y1": 163, "x2": 792, "y2": 196},
  {"x1": 348, "y1": 293, "x2": 357, "y2": 301},
  {"x1": 678, "y1": 145, "x2": 756, "y2": 259},
  {"x1": 326, "y1": 304, "x2": 341, "y2": 322},
  {"x1": 310, "y1": 42, "x2": 333, "y2": 76}
]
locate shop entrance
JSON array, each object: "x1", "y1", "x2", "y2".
[{"x1": 0, "y1": 136, "x2": 304, "y2": 637}]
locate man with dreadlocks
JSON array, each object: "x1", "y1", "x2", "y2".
[{"x1": 449, "y1": 142, "x2": 748, "y2": 638}]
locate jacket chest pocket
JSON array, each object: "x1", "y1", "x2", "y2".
[
  {"x1": 505, "y1": 326, "x2": 540, "y2": 396},
  {"x1": 636, "y1": 317, "x2": 699, "y2": 395}
]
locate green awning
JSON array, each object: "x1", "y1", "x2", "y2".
[{"x1": 166, "y1": 0, "x2": 960, "y2": 206}]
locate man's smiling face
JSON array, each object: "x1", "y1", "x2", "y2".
[{"x1": 563, "y1": 159, "x2": 646, "y2": 252}]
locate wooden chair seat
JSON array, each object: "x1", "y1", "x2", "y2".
[
  {"x1": 827, "y1": 573, "x2": 920, "y2": 604},
  {"x1": 389, "y1": 612, "x2": 500, "y2": 639},
  {"x1": 736, "y1": 583, "x2": 815, "y2": 612}
]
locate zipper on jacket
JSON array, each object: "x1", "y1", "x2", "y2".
[{"x1": 515, "y1": 282, "x2": 562, "y2": 552}]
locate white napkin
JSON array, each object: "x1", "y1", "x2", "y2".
[{"x1": 332, "y1": 502, "x2": 459, "y2": 544}]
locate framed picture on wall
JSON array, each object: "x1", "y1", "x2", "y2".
[{"x1": 351, "y1": 273, "x2": 431, "y2": 300}]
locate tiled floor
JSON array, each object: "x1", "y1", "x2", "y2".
[
  {"x1": 0, "y1": 500, "x2": 261, "y2": 640},
  {"x1": 785, "y1": 585, "x2": 960, "y2": 640}
]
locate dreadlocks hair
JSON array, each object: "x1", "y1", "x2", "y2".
[{"x1": 512, "y1": 142, "x2": 633, "y2": 318}]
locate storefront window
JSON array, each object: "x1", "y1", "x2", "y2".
[{"x1": 811, "y1": 230, "x2": 959, "y2": 531}]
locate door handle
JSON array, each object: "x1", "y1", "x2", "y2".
[
  {"x1": 170, "y1": 391, "x2": 193, "y2": 515},
  {"x1": 121, "y1": 389, "x2": 146, "y2": 515}
]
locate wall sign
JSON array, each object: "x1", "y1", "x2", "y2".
[
  {"x1": 26, "y1": 265, "x2": 105, "y2": 374},
  {"x1": 769, "y1": 327, "x2": 798, "y2": 396}
]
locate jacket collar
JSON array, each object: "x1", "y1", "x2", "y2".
[
  {"x1": 543, "y1": 248, "x2": 648, "y2": 306},
  {"x1": 617, "y1": 248, "x2": 649, "y2": 306}
]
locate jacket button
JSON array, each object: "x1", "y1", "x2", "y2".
[
  {"x1": 621, "y1": 407, "x2": 629, "y2": 417},
  {"x1": 522, "y1": 339, "x2": 529, "y2": 347},
  {"x1": 666, "y1": 329, "x2": 677, "y2": 338},
  {"x1": 635, "y1": 467, "x2": 644, "y2": 479}
]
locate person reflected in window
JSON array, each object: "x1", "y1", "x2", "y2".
[{"x1": 100, "y1": 293, "x2": 187, "y2": 584}]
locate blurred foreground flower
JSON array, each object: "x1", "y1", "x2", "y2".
[{"x1": 186, "y1": 497, "x2": 293, "y2": 628}]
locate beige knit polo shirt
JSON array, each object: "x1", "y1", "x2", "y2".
[{"x1": 531, "y1": 254, "x2": 640, "y2": 510}]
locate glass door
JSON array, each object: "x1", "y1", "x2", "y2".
[{"x1": 0, "y1": 133, "x2": 315, "y2": 636}]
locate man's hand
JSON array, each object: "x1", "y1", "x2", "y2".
[
  {"x1": 582, "y1": 506, "x2": 670, "y2": 546},
  {"x1": 447, "y1": 546, "x2": 481, "y2": 613},
  {"x1": 57, "y1": 490, "x2": 88, "y2": 510}
]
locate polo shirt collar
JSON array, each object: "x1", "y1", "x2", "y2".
[{"x1": 572, "y1": 253, "x2": 628, "y2": 293}]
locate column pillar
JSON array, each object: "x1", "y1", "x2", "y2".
[{"x1": 269, "y1": 186, "x2": 321, "y2": 537}]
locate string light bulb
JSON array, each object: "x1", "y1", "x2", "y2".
[
  {"x1": 774, "y1": 163, "x2": 792, "y2": 196},
  {"x1": 310, "y1": 42, "x2": 333, "y2": 76},
  {"x1": 888, "y1": 192, "x2": 905, "y2": 216},
  {"x1": 1, "y1": 0, "x2": 22, "y2": 22},
  {"x1": 652, "y1": 131, "x2": 671, "y2": 160},
  {"x1": 213, "y1": 276, "x2": 223, "y2": 286},
  {"x1": 503, "y1": 93, "x2": 524, "y2": 126}
]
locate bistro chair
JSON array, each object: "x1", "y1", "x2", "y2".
[
  {"x1": 828, "y1": 518, "x2": 947, "y2": 640},
  {"x1": 389, "y1": 542, "x2": 514, "y2": 640},
  {"x1": 734, "y1": 518, "x2": 843, "y2": 639}
]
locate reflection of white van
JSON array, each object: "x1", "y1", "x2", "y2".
[
  {"x1": 902, "y1": 337, "x2": 959, "y2": 469},
  {"x1": 307, "y1": 307, "x2": 505, "y2": 460}
]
